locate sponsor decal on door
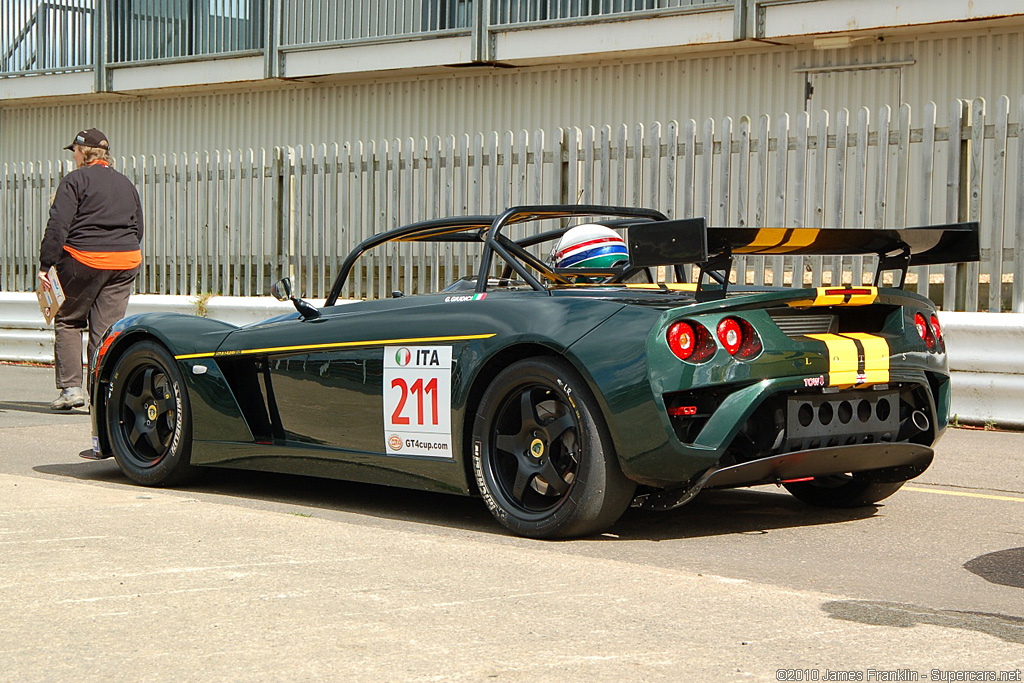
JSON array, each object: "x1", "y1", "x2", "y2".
[{"x1": 383, "y1": 346, "x2": 453, "y2": 458}]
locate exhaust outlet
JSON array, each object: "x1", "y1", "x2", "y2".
[{"x1": 897, "y1": 409, "x2": 931, "y2": 440}]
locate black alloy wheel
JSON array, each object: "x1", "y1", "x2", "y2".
[
  {"x1": 492, "y1": 383, "x2": 580, "y2": 514},
  {"x1": 472, "y1": 357, "x2": 635, "y2": 538},
  {"x1": 106, "y1": 341, "x2": 197, "y2": 486}
]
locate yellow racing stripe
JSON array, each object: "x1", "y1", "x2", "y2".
[
  {"x1": 806, "y1": 332, "x2": 890, "y2": 388},
  {"x1": 807, "y1": 334, "x2": 860, "y2": 387},
  {"x1": 841, "y1": 332, "x2": 891, "y2": 385},
  {"x1": 775, "y1": 229, "x2": 821, "y2": 253},
  {"x1": 788, "y1": 286, "x2": 879, "y2": 308},
  {"x1": 733, "y1": 228, "x2": 789, "y2": 253}
]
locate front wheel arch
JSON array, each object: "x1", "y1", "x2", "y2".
[
  {"x1": 105, "y1": 339, "x2": 199, "y2": 486},
  {"x1": 94, "y1": 331, "x2": 164, "y2": 458}
]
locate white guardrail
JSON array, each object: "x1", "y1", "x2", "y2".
[
  {"x1": 0, "y1": 292, "x2": 324, "y2": 363},
  {"x1": 1, "y1": 293, "x2": 1022, "y2": 429}
]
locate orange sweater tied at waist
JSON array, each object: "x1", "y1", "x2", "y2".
[{"x1": 64, "y1": 245, "x2": 141, "y2": 270}]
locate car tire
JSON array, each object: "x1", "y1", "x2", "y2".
[
  {"x1": 105, "y1": 340, "x2": 198, "y2": 487},
  {"x1": 783, "y1": 474, "x2": 905, "y2": 508},
  {"x1": 471, "y1": 357, "x2": 636, "y2": 539}
]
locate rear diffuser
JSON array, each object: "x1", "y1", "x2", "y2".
[{"x1": 634, "y1": 442, "x2": 933, "y2": 511}]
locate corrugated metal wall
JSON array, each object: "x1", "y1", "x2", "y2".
[{"x1": 3, "y1": 26, "x2": 1023, "y2": 164}]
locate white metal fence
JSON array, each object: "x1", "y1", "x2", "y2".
[
  {"x1": 1, "y1": 0, "x2": 95, "y2": 75},
  {"x1": 490, "y1": 0, "x2": 724, "y2": 26},
  {"x1": 0, "y1": 0, "x2": 731, "y2": 77},
  {"x1": 279, "y1": 0, "x2": 471, "y2": 46},
  {"x1": 3, "y1": 99, "x2": 1022, "y2": 310},
  {"x1": 108, "y1": 0, "x2": 264, "y2": 64}
]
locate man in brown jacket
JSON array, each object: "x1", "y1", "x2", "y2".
[{"x1": 38, "y1": 128, "x2": 144, "y2": 410}]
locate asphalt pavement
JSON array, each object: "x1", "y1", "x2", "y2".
[{"x1": 1, "y1": 362, "x2": 1022, "y2": 682}]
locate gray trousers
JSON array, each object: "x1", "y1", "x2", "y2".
[{"x1": 53, "y1": 253, "x2": 137, "y2": 389}]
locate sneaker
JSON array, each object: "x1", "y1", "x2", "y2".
[{"x1": 50, "y1": 387, "x2": 86, "y2": 411}]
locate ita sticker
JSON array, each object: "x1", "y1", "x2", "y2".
[{"x1": 383, "y1": 346, "x2": 453, "y2": 458}]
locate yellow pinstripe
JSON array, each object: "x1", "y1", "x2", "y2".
[{"x1": 175, "y1": 333, "x2": 497, "y2": 360}]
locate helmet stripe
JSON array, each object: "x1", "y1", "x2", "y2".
[
  {"x1": 557, "y1": 244, "x2": 628, "y2": 267},
  {"x1": 554, "y1": 236, "x2": 626, "y2": 260}
]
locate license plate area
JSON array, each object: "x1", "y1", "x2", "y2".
[{"x1": 785, "y1": 389, "x2": 899, "y2": 451}]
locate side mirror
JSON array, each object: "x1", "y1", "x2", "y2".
[
  {"x1": 271, "y1": 277, "x2": 320, "y2": 320},
  {"x1": 271, "y1": 278, "x2": 293, "y2": 302}
]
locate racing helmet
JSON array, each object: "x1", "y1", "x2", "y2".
[{"x1": 550, "y1": 223, "x2": 629, "y2": 270}]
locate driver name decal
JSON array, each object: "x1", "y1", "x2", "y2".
[
  {"x1": 383, "y1": 345, "x2": 453, "y2": 458},
  {"x1": 443, "y1": 293, "x2": 487, "y2": 303}
]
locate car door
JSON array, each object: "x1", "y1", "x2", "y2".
[{"x1": 213, "y1": 294, "x2": 492, "y2": 458}]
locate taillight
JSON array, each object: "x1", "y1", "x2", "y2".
[
  {"x1": 667, "y1": 321, "x2": 715, "y2": 363},
  {"x1": 668, "y1": 322, "x2": 696, "y2": 360},
  {"x1": 930, "y1": 314, "x2": 943, "y2": 345},
  {"x1": 915, "y1": 313, "x2": 936, "y2": 350},
  {"x1": 716, "y1": 317, "x2": 762, "y2": 359},
  {"x1": 717, "y1": 318, "x2": 742, "y2": 355}
]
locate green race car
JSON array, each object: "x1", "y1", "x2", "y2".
[{"x1": 87, "y1": 205, "x2": 979, "y2": 538}]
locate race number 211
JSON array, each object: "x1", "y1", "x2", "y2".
[
  {"x1": 383, "y1": 346, "x2": 453, "y2": 458},
  {"x1": 390, "y1": 377, "x2": 439, "y2": 426}
]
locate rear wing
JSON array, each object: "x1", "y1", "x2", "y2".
[{"x1": 627, "y1": 218, "x2": 980, "y2": 298}]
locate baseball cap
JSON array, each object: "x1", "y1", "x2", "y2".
[{"x1": 64, "y1": 128, "x2": 109, "y2": 151}]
